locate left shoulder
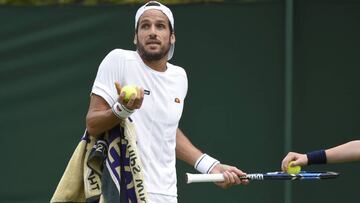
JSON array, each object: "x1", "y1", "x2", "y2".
[{"x1": 166, "y1": 62, "x2": 187, "y2": 77}]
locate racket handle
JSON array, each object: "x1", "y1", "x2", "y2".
[
  {"x1": 186, "y1": 173, "x2": 248, "y2": 183},
  {"x1": 186, "y1": 173, "x2": 224, "y2": 183}
]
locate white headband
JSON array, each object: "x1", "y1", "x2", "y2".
[
  {"x1": 135, "y1": 1, "x2": 175, "y2": 60},
  {"x1": 135, "y1": 1, "x2": 174, "y2": 30}
]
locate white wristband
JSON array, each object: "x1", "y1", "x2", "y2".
[
  {"x1": 111, "y1": 102, "x2": 135, "y2": 119},
  {"x1": 194, "y1": 154, "x2": 220, "y2": 174}
]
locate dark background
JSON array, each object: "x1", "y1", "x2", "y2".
[{"x1": 1, "y1": 0, "x2": 359, "y2": 202}]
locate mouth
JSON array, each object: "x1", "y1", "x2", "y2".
[{"x1": 146, "y1": 40, "x2": 161, "y2": 45}]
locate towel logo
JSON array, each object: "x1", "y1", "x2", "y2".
[{"x1": 174, "y1": 98, "x2": 180, "y2": 103}]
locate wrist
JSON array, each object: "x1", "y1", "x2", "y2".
[
  {"x1": 306, "y1": 150, "x2": 327, "y2": 165},
  {"x1": 111, "y1": 101, "x2": 135, "y2": 119},
  {"x1": 194, "y1": 154, "x2": 220, "y2": 174}
]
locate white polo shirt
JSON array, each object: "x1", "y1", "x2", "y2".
[{"x1": 91, "y1": 49, "x2": 188, "y2": 199}]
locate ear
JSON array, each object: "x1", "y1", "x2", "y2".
[
  {"x1": 170, "y1": 32, "x2": 176, "y2": 45},
  {"x1": 133, "y1": 34, "x2": 137, "y2": 45}
]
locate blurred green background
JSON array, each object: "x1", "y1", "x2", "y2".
[{"x1": 1, "y1": 0, "x2": 359, "y2": 202}]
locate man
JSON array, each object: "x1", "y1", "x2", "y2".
[
  {"x1": 281, "y1": 140, "x2": 360, "y2": 172},
  {"x1": 86, "y1": 1, "x2": 248, "y2": 203},
  {"x1": 86, "y1": 1, "x2": 248, "y2": 202}
]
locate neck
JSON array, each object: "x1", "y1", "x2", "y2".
[{"x1": 141, "y1": 56, "x2": 168, "y2": 72}]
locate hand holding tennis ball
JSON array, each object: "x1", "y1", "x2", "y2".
[
  {"x1": 287, "y1": 161, "x2": 301, "y2": 174},
  {"x1": 121, "y1": 85, "x2": 138, "y2": 103}
]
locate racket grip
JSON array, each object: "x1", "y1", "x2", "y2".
[
  {"x1": 186, "y1": 173, "x2": 250, "y2": 184},
  {"x1": 186, "y1": 173, "x2": 224, "y2": 183}
]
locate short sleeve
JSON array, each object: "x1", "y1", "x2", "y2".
[
  {"x1": 183, "y1": 69, "x2": 188, "y2": 100},
  {"x1": 91, "y1": 49, "x2": 124, "y2": 106}
]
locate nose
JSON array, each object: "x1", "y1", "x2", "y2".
[{"x1": 149, "y1": 25, "x2": 157, "y2": 38}]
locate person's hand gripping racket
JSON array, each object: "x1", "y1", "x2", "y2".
[{"x1": 210, "y1": 164, "x2": 249, "y2": 188}]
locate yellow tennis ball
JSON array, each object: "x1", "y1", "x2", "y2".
[
  {"x1": 121, "y1": 85, "x2": 137, "y2": 103},
  {"x1": 287, "y1": 161, "x2": 301, "y2": 174}
]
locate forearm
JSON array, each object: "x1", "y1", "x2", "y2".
[
  {"x1": 175, "y1": 128, "x2": 248, "y2": 187},
  {"x1": 86, "y1": 108, "x2": 120, "y2": 137},
  {"x1": 175, "y1": 128, "x2": 203, "y2": 166},
  {"x1": 86, "y1": 94, "x2": 123, "y2": 137},
  {"x1": 326, "y1": 140, "x2": 360, "y2": 163}
]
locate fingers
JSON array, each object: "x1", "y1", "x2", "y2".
[
  {"x1": 218, "y1": 166, "x2": 248, "y2": 188},
  {"x1": 281, "y1": 152, "x2": 305, "y2": 172},
  {"x1": 290, "y1": 160, "x2": 301, "y2": 167},
  {"x1": 136, "y1": 87, "x2": 144, "y2": 107},
  {"x1": 114, "y1": 82, "x2": 126, "y2": 104},
  {"x1": 114, "y1": 82, "x2": 129, "y2": 106},
  {"x1": 234, "y1": 168, "x2": 249, "y2": 185},
  {"x1": 281, "y1": 158, "x2": 288, "y2": 172},
  {"x1": 228, "y1": 167, "x2": 248, "y2": 185},
  {"x1": 219, "y1": 171, "x2": 232, "y2": 189},
  {"x1": 226, "y1": 171, "x2": 236, "y2": 184},
  {"x1": 114, "y1": 82, "x2": 122, "y2": 95},
  {"x1": 229, "y1": 166, "x2": 246, "y2": 176},
  {"x1": 282, "y1": 153, "x2": 292, "y2": 172},
  {"x1": 127, "y1": 87, "x2": 144, "y2": 108},
  {"x1": 123, "y1": 86, "x2": 144, "y2": 110},
  {"x1": 118, "y1": 91, "x2": 126, "y2": 104},
  {"x1": 222, "y1": 171, "x2": 230, "y2": 184},
  {"x1": 114, "y1": 82, "x2": 145, "y2": 110},
  {"x1": 211, "y1": 164, "x2": 249, "y2": 189},
  {"x1": 126, "y1": 93, "x2": 136, "y2": 106},
  {"x1": 136, "y1": 86, "x2": 142, "y2": 100}
]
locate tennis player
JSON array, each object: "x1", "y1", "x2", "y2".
[
  {"x1": 86, "y1": 1, "x2": 248, "y2": 202},
  {"x1": 282, "y1": 140, "x2": 360, "y2": 171}
]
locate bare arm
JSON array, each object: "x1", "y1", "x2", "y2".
[
  {"x1": 326, "y1": 140, "x2": 360, "y2": 163},
  {"x1": 281, "y1": 140, "x2": 360, "y2": 171},
  {"x1": 175, "y1": 128, "x2": 248, "y2": 187},
  {"x1": 86, "y1": 94, "x2": 120, "y2": 136},
  {"x1": 86, "y1": 82, "x2": 144, "y2": 137},
  {"x1": 175, "y1": 128, "x2": 203, "y2": 166}
]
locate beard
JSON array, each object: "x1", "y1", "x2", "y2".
[{"x1": 137, "y1": 38, "x2": 171, "y2": 61}]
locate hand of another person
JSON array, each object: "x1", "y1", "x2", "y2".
[{"x1": 281, "y1": 152, "x2": 308, "y2": 172}]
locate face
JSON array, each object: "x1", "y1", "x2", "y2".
[{"x1": 135, "y1": 9, "x2": 175, "y2": 61}]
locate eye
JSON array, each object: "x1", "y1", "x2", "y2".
[
  {"x1": 156, "y1": 23, "x2": 166, "y2": 30},
  {"x1": 140, "y1": 23, "x2": 150, "y2": 30}
]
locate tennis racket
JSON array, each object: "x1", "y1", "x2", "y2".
[{"x1": 186, "y1": 171, "x2": 339, "y2": 183}]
